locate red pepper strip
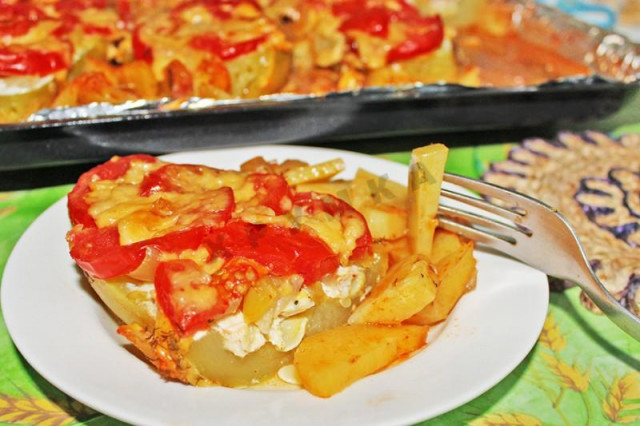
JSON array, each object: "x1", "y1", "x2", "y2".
[
  {"x1": 189, "y1": 33, "x2": 267, "y2": 61},
  {"x1": 331, "y1": 0, "x2": 366, "y2": 17},
  {"x1": 68, "y1": 154, "x2": 157, "y2": 228},
  {"x1": 172, "y1": 0, "x2": 262, "y2": 21},
  {"x1": 204, "y1": 221, "x2": 340, "y2": 284},
  {"x1": 132, "y1": 26, "x2": 153, "y2": 64},
  {"x1": 249, "y1": 173, "x2": 292, "y2": 215},
  {"x1": 386, "y1": 15, "x2": 443, "y2": 62},
  {"x1": 0, "y1": 47, "x2": 68, "y2": 77},
  {"x1": 292, "y1": 192, "x2": 372, "y2": 260},
  {"x1": 0, "y1": 3, "x2": 46, "y2": 37},
  {"x1": 83, "y1": 24, "x2": 112, "y2": 36},
  {"x1": 338, "y1": 7, "x2": 390, "y2": 38},
  {"x1": 55, "y1": 0, "x2": 108, "y2": 13},
  {"x1": 69, "y1": 225, "x2": 212, "y2": 279}
]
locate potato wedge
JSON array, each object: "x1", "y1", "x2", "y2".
[
  {"x1": 431, "y1": 228, "x2": 465, "y2": 264},
  {"x1": 359, "y1": 203, "x2": 407, "y2": 240},
  {"x1": 408, "y1": 144, "x2": 448, "y2": 258},
  {"x1": 350, "y1": 168, "x2": 408, "y2": 208},
  {"x1": 295, "y1": 181, "x2": 351, "y2": 199},
  {"x1": 408, "y1": 242, "x2": 476, "y2": 325},
  {"x1": 284, "y1": 158, "x2": 346, "y2": 185},
  {"x1": 349, "y1": 254, "x2": 436, "y2": 325},
  {"x1": 294, "y1": 324, "x2": 428, "y2": 397}
]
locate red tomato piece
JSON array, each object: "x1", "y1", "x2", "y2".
[
  {"x1": 155, "y1": 259, "x2": 235, "y2": 334},
  {"x1": 68, "y1": 154, "x2": 157, "y2": 228},
  {"x1": 331, "y1": 0, "x2": 366, "y2": 17},
  {"x1": 0, "y1": 47, "x2": 68, "y2": 77},
  {"x1": 249, "y1": 173, "x2": 292, "y2": 215},
  {"x1": 339, "y1": 7, "x2": 390, "y2": 38},
  {"x1": 387, "y1": 15, "x2": 443, "y2": 62},
  {"x1": 83, "y1": 24, "x2": 112, "y2": 36},
  {"x1": 55, "y1": 0, "x2": 108, "y2": 13},
  {"x1": 132, "y1": 26, "x2": 153, "y2": 64},
  {"x1": 205, "y1": 221, "x2": 340, "y2": 284},
  {"x1": 189, "y1": 33, "x2": 267, "y2": 61},
  {"x1": 68, "y1": 226, "x2": 147, "y2": 279},
  {"x1": 164, "y1": 59, "x2": 194, "y2": 98},
  {"x1": 140, "y1": 164, "x2": 203, "y2": 196},
  {"x1": 69, "y1": 225, "x2": 213, "y2": 279},
  {"x1": 0, "y1": 3, "x2": 46, "y2": 37},
  {"x1": 292, "y1": 192, "x2": 372, "y2": 260},
  {"x1": 173, "y1": 0, "x2": 262, "y2": 21}
]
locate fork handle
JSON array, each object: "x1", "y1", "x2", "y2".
[{"x1": 569, "y1": 265, "x2": 640, "y2": 341}]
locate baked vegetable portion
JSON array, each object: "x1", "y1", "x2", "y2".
[{"x1": 66, "y1": 144, "x2": 476, "y2": 396}]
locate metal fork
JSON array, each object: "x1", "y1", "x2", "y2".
[{"x1": 437, "y1": 173, "x2": 640, "y2": 341}]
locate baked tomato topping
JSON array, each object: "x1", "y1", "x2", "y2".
[
  {"x1": 69, "y1": 225, "x2": 212, "y2": 279},
  {"x1": 332, "y1": 0, "x2": 443, "y2": 61},
  {"x1": 68, "y1": 156, "x2": 374, "y2": 335},
  {"x1": 132, "y1": 26, "x2": 153, "y2": 64},
  {"x1": 293, "y1": 192, "x2": 372, "y2": 259},
  {"x1": 248, "y1": 173, "x2": 292, "y2": 215},
  {"x1": 155, "y1": 259, "x2": 236, "y2": 334},
  {"x1": 204, "y1": 220, "x2": 340, "y2": 284},
  {"x1": 68, "y1": 154, "x2": 157, "y2": 228},
  {"x1": 0, "y1": 3, "x2": 46, "y2": 37},
  {"x1": 387, "y1": 16, "x2": 443, "y2": 63},
  {"x1": 189, "y1": 34, "x2": 267, "y2": 61},
  {"x1": 0, "y1": 47, "x2": 68, "y2": 77}
]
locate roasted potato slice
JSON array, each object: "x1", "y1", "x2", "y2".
[
  {"x1": 408, "y1": 241, "x2": 476, "y2": 325},
  {"x1": 284, "y1": 158, "x2": 346, "y2": 185},
  {"x1": 349, "y1": 254, "x2": 436, "y2": 325},
  {"x1": 294, "y1": 324, "x2": 428, "y2": 397},
  {"x1": 408, "y1": 144, "x2": 448, "y2": 258}
]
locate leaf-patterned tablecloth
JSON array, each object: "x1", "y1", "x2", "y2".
[{"x1": 0, "y1": 143, "x2": 639, "y2": 426}]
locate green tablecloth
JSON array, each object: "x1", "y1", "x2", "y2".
[{"x1": 0, "y1": 143, "x2": 639, "y2": 426}]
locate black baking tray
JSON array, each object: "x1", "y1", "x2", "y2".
[{"x1": 0, "y1": 77, "x2": 637, "y2": 172}]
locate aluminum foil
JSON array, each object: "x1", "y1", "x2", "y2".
[{"x1": 23, "y1": 0, "x2": 640, "y2": 127}]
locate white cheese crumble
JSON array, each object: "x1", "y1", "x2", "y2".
[
  {"x1": 123, "y1": 282, "x2": 157, "y2": 317},
  {"x1": 320, "y1": 265, "x2": 366, "y2": 303},
  {"x1": 277, "y1": 364, "x2": 302, "y2": 386},
  {"x1": 267, "y1": 316, "x2": 309, "y2": 352},
  {"x1": 212, "y1": 312, "x2": 266, "y2": 358}
]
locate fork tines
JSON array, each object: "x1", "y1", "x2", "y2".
[{"x1": 437, "y1": 174, "x2": 532, "y2": 248}]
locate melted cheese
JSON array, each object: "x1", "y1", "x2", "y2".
[{"x1": 298, "y1": 211, "x2": 366, "y2": 264}]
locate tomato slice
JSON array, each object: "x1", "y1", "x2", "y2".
[
  {"x1": 249, "y1": 173, "x2": 292, "y2": 215},
  {"x1": 68, "y1": 154, "x2": 157, "y2": 228},
  {"x1": 339, "y1": 7, "x2": 390, "y2": 38},
  {"x1": 69, "y1": 225, "x2": 212, "y2": 279},
  {"x1": 204, "y1": 221, "x2": 340, "y2": 284},
  {"x1": 386, "y1": 15, "x2": 443, "y2": 62},
  {"x1": 164, "y1": 60, "x2": 194, "y2": 98},
  {"x1": 293, "y1": 192, "x2": 372, "y2": 260},
  {"x1": 132, "y1": 26, "x2": 153, "y2": 64},
  {"x1": 156, "y1": 257, "x2": 267, "y2": 334},
  {"x1": 189, "y1": 33, "x2": 267, "y2": 61},
  {"x1": 0, "y1": 3, "x2": 46, "y2": 37},
  {"x1": 0, "y1": 47, "x2": 68, "y2": 77},
  {"x1": 173, "y1": 0, "x2": 262, "y2": 21},
  {"x1": 155, "y1": 259, "x2": 234, "y2": 334}
]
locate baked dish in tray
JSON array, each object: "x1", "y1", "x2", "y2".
[{"x1": 0, "y1": 0, "x2": 590, "y2": 123}]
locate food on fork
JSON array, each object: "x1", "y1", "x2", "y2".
[{"x1": 65, "y1": 144, "x2": 476, "y2": 397}]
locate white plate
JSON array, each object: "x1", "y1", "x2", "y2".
[{"x1": 1, "y1": 146, "x2": 548, "y2": 426}]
